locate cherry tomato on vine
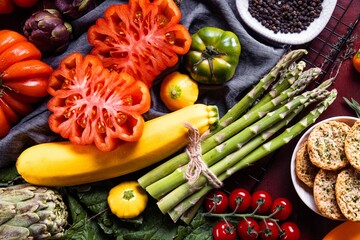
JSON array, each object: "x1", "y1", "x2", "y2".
[
  {"x1": 259, "y1": 219, "x2": 280, "y2": 240},
  {"x1": 237, "y1": 217, "x2": 260, "y2": 240},
  {"x1": 229, "y1": 188, "x2": 252, "y2": 213},
  {"x1": 280, "y1": 222, "x2": 300, "y2": 240},
  {"x1": 271, "y1": 197, "x2": 293, "y2": 220},
  {"x1": 204, "y1": 190, "x2": 229, "y2": 214},
  {"x1": 251, "y1": 190, "x2": 273, "y2": 214},
  {"x1": 213, "y1": 221, "x2": 236, "y2": 240}
]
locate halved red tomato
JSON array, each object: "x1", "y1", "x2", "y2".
[
  {"x1": 0, "y1": 30, "x2": 52, "y2": 138},
  {"x1": 47, "y1": 52, "x2": 151, "y2": 152},
  {"x1": 87, "y1": 0, "x2": 192, "y2": 88}
]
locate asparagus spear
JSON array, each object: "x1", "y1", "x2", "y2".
[
  {"x1": 146, "y1": 80, "x2": 332, "y2": 200},
  {"x1": 218, "y1": 49, "x2": 307, "y2": 130},
  {"x1": 167, "y1": 89, "x2": 337, "y2": 221},
  {"x1": 156, "y1": 88, "x2": 333, "y2": 215},
  {"x1": 177, "y1": 62, "x2": 310, "y2": 223},
  {"x1": 250, "y1": 60, "x2": 306, "y2": 112},
  {"x1": 138, "y1": 60, "x2": 312, "y2": 190},
  {"x1": 170, "y1": 105, "x2": 305, "y2": 222}
]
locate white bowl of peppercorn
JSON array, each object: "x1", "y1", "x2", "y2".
[{"x1": 236, "y1": 0, "x2": 337, "y2": 45}]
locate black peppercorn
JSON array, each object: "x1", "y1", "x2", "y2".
[{"x1": 248, "y1": 0, "x2": 323, "y2": 34}]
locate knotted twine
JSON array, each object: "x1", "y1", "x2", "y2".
[{"x1": 184, "y1": 122, "x2": 223, "y2": 188}]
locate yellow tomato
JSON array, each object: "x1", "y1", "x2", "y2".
[
  {"x1": 353, "y1": 48, "x2": 360, "y2": 73},
  {"x1": 323, "y1": 221, "x2": 360, "y2": 240},
  {"x1": 107, "y1": 181, "x2": 148, "y2": 219},
  {"x1": 160, "y1": 71, "x2": 199, "y2": 111}
]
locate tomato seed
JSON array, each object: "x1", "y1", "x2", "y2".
[
  {"x1": 96, "y1": 119, "x2": 106, "y2": 133},
  {"x1": 165, "y1": 32, "x2": 176, "y2": 45},
  {"x1": 122, "y1": 96, "x2": 133, "y2": 106},
  {"x1": 63, "y1": 108, "x2": 75, "y2": 118},
  {"x1": 115, "y1": 112, "x2": 127, "y2": 125},
  {"x1": 133, "y1": 11, "x2": 143, "y2": 26},
  {"x1": 65, "y1": 94, "x2": 82, "y2": 106},
  {"x1": 155, "y1": 14, "x2": 169, "y2": 28},
  {"x1": 76, "y1": 114, "x2": 87, "y2": 128}
]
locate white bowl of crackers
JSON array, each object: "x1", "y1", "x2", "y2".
[{"x1": 291, "y1": 116, "x2": 360, "y2": 221}]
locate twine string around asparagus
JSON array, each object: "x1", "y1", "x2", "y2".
[{"x1": 184, "y1": 122, "x2": 223, "y2": 188}]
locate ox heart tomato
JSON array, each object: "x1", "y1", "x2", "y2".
[
  {"x1": 87, "y1": 0, "x2": 192, "y2": 88},
  {"x1": 0, "y1": 30, "x2": 52, "y2": 138},
  {"x1": 47, "y1": 52, "x2": 151, "y2": 152}
]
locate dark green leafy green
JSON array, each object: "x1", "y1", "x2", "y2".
[
  {"x1": 0, "y1": 166, "x2": 213, "y2": 239},
  {"x1": 63, "y1": 194, "x2": 106, "y2": 240},
  {"x1": 0, "y1": 164, "x2": 21, "y2": 186}
]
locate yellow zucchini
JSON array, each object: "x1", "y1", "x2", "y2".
[{"x1": 16, "y1": 104, "x2": 218, "y2": 187}]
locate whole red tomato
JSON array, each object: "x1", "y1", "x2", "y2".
[
  {"x1": 353, "y1": 49, "x2": 360, "y2": 73},
  {"x1": 259, "y1": 219, "x2": 280, "y2": 240},
  {"x1": 0, "y1": 0, "x2": 38, "y2": 14},
  {"x1": 47, "y1": 52, "x2": 151, "y2": 152},
  {"x1": 280, "y1": 222, "x2": 300, "y2": 240},
  {"x1": 87, "y1": 0, "x2": 192, "y2": 88},
  {"x1": 251, "y1": 190, "x2": 273, "y2": 214},
  {"x1": 270, "y1": 197, "x2": 293, "y2": 220},
  {"x1": 0, "y1": 0, "x2": 14, "y2": 14},
  {"x1": 237, "y1": 217, "x2": 260, "y2": 240},
  {"x1": 204, "y1": 190, "x2": 229, "y2": 214},
  {"x1": 228, "y1": 188, "x2": 252, "y2": 213},
  {"x1": 213, "y1": 221, "x2": 236, "y2": 240},
  {"x1": 12, "y1": 0, "x2": 38, "y2": 7},
  {"x1": 0, "y1": 30, "x2": 52, "y2": 137}
]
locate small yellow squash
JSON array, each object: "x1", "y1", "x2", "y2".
[
  {"x1": 160, "y1": 71, "x2": 199, "y2": 111},
  {"x1": 16, "y1": 104, "x2": 218, "y2": 187},
  {"x1": 108, "y1": 181, "x2": 148, "y2": 219}
]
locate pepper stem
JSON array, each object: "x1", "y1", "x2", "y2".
[{"x1": 192, "y1": 46, "x2": 226, "y2": 80}]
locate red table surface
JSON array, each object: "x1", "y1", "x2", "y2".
[
  {"x1": 0, "y1": 0, "x2": 359, "y2": 239},
  {"x1": 245, "y1": 1, "x2": 360, "y2": 239}
]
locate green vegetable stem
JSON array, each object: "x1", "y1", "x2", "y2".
[{"x1": 138, "y1": 49, "x2": 337, "y2": 224}]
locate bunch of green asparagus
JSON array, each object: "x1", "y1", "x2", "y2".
[{"x1": 138, "y1": 49, "x2": 337, "y2": 224}]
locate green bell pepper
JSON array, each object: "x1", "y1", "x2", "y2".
[{"x1": 184, "y1": 27, "x2": 241, "y2": 84}]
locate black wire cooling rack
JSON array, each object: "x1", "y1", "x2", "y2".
[
  {"x1": 230, "y1": 0, "x2": 360, "y2": 188},
  {"x1": 298, "y1": 0, "x2": 359, "y2": 82}
]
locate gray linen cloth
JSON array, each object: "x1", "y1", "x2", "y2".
[{"x1": 0, "y1": 0, "x2": 286, "y2": 168}]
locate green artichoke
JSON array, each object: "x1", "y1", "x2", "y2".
[
  {"x1": 23, "y1": 9, "x2": 72, "y2": 53},
  {"x1": 0, "y1": 184, "x2": 68, "y2": 239}
]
